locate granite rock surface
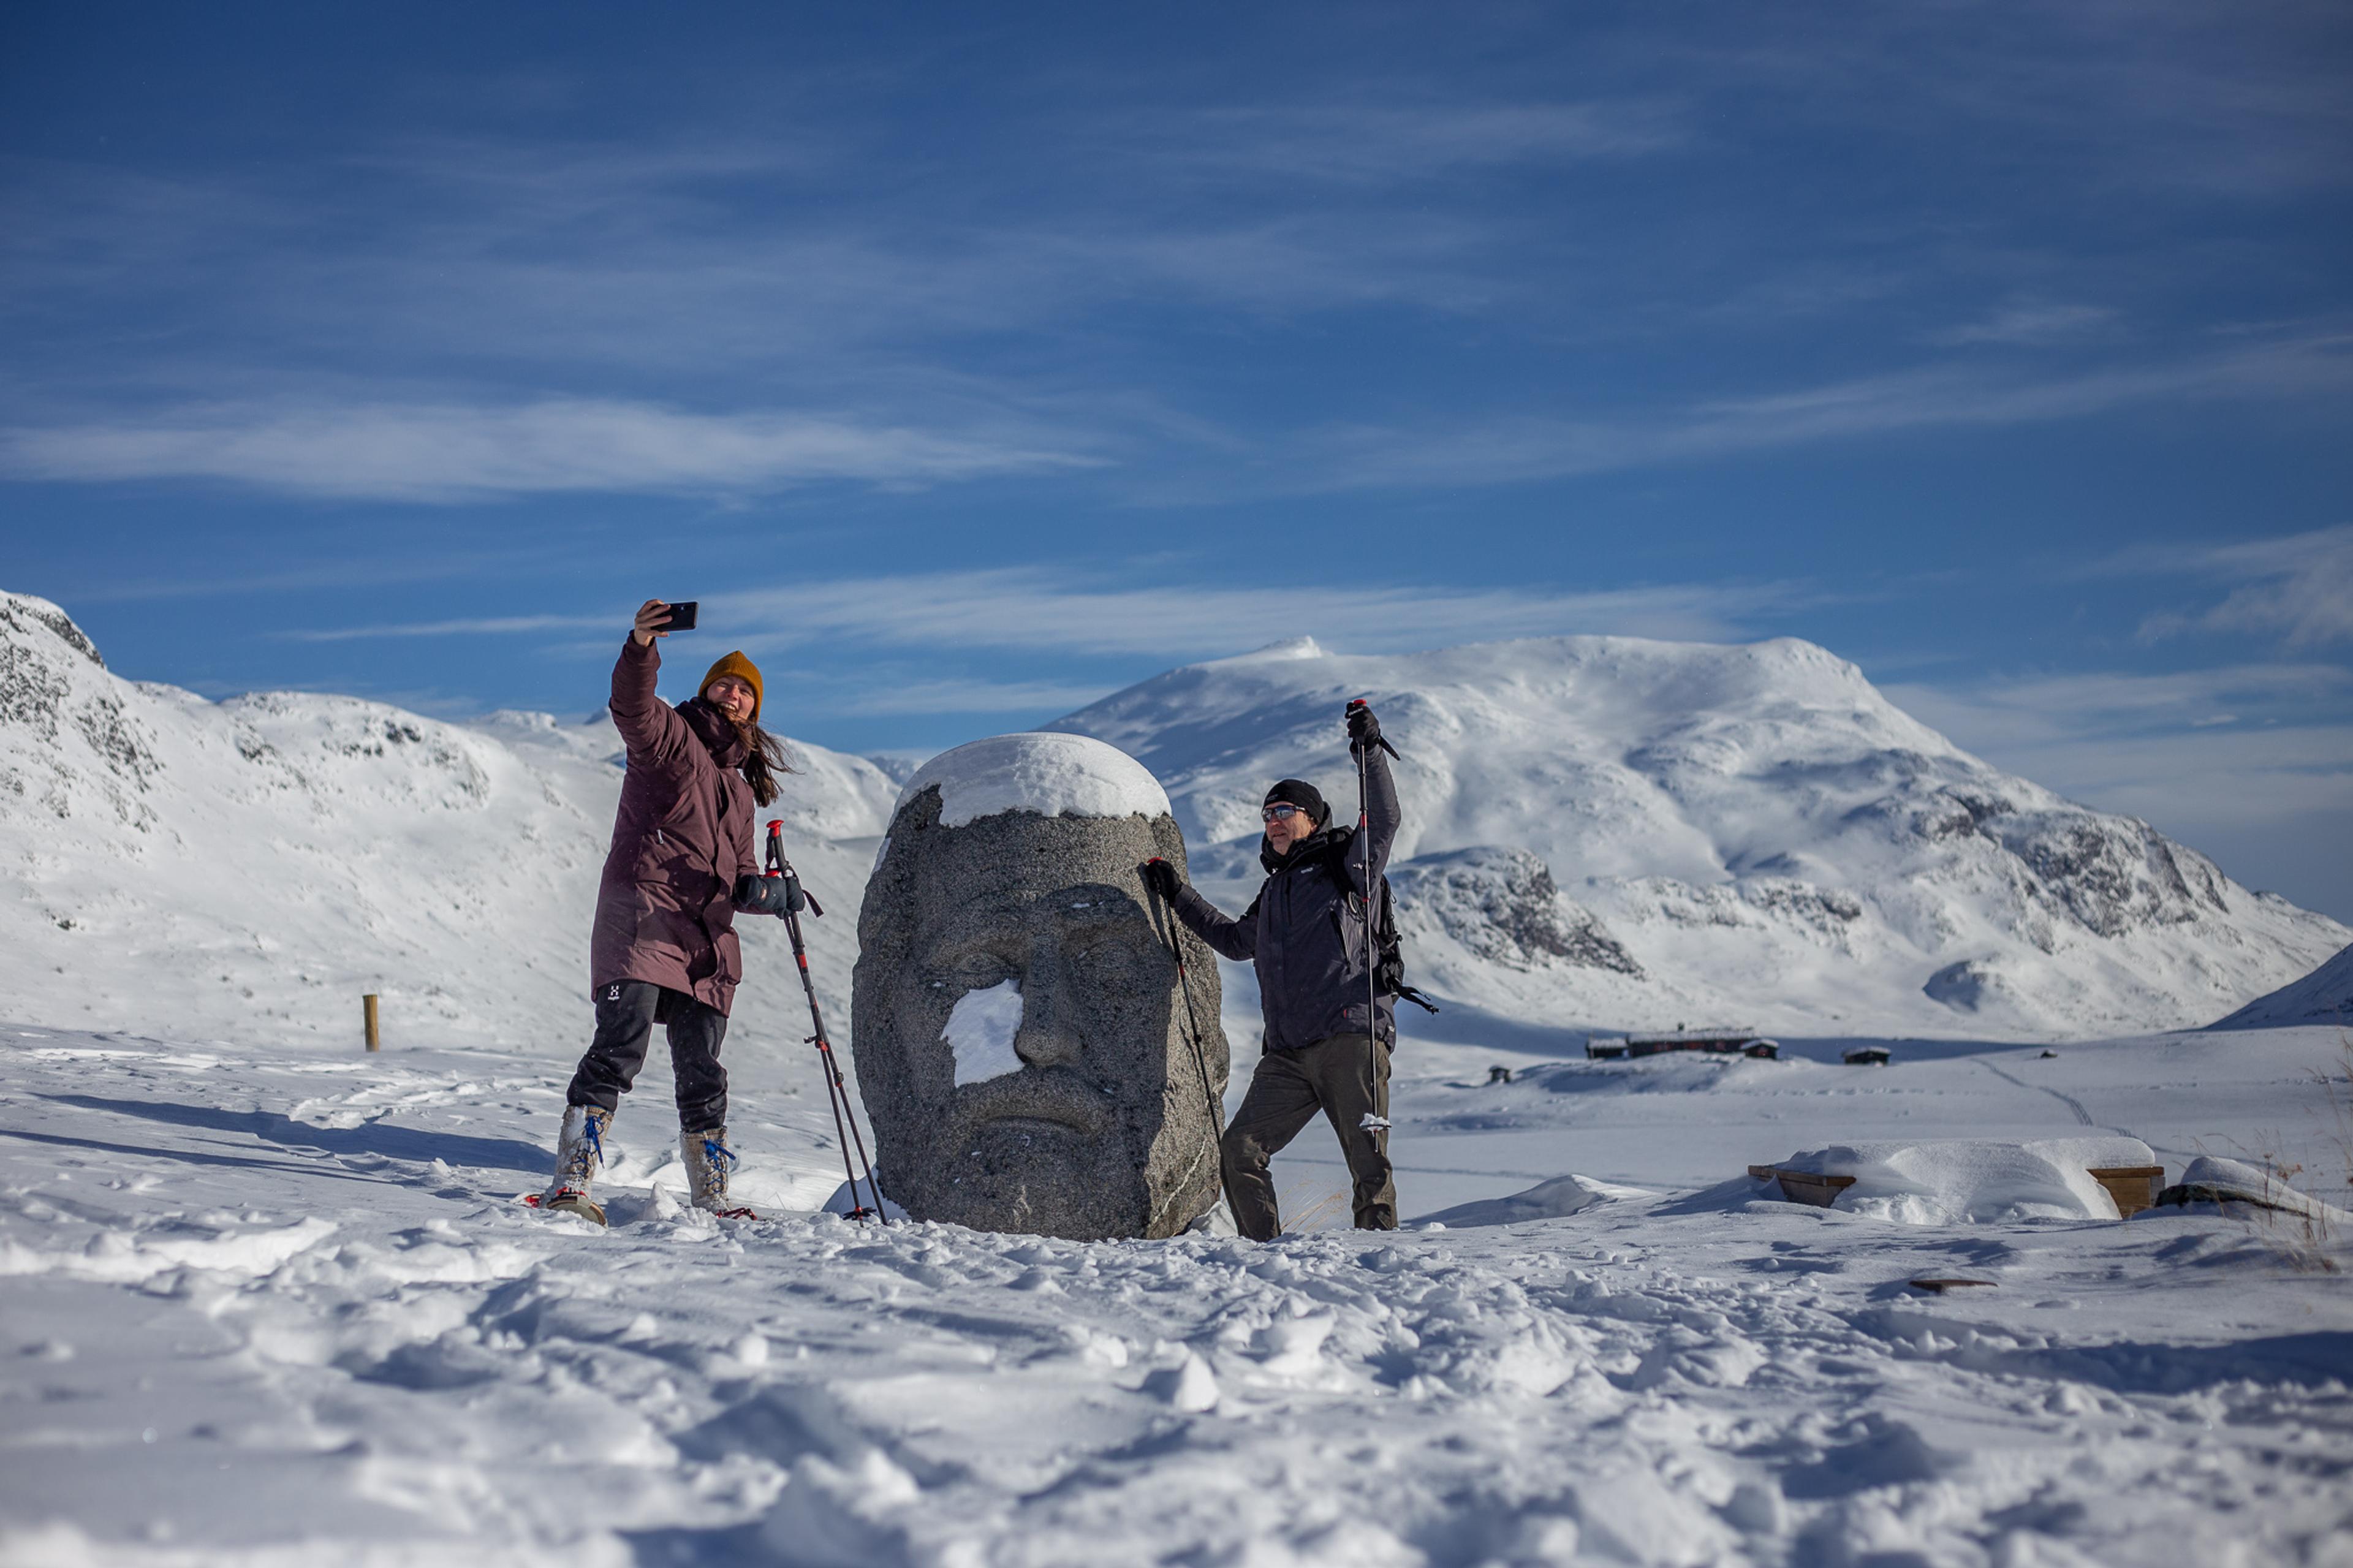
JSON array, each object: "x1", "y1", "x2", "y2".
[{"x1": 853, "y1": 738, "x2": 1227, "y2": 1240}]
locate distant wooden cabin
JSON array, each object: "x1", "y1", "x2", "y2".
[{"x1": 1586, "y1": 1028, "x2": 1777, "y2": 1061}]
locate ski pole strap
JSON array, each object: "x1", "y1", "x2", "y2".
[{"x1": 765, "y1": 822, "x2": 824, "y2": 918}]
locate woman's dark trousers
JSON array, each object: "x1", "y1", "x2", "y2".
[
  {"x1": 565, "y1": 979, "x2": 729, "y2": 1132},
  {"x1": 1219, "y1": 1032, "x2": 1395, "y2": 1241}
]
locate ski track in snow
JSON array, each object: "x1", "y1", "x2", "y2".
[
  {"x1": 1971, "y1": 1058, "x2": 2101, "y2": 1131},
  {"x1": 5, "y1": 1026, "x2": 2351, "y2": 1566}
]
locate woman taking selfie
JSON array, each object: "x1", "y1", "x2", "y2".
[{"x1": 541, "y1": 598, "x2": 799, "y2": 1224}]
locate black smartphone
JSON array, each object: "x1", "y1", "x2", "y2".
[{"x1": 664, "y1": 600, "x2": 699, "y2": 631}]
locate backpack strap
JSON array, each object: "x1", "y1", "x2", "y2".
[{"x1": 1320, "y1": 835, "x2": 1441, "y2": 1013}]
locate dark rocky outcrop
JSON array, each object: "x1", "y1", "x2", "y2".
[{"x1": 1391, "y1": 846, "x2": 1642, "y2": 975}]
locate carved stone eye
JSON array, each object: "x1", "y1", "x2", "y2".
[{"x1": 951, "y1": 953, "x2": 1012, "y2": 988}]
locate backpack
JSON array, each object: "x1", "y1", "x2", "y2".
[{"x1": 1326, "y1": 846, "x2": 1440, "y2": 1015}]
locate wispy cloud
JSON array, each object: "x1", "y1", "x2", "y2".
[
  {"x1": 713, "y1": 569, "x2": 1801, "y2": 657},
  {"x1": 1889, "y1": 663, "x2": 2353, "y2": 739},
  {"x1": 8, "y1": 64, "x2": 2350, "y2": 509},
  {"x1": 0, "y1": 137, "x2": 1510, "y2": 389},
  {"x1": 790, "y1": 675, "x2": 1119, "y2": 718},
  {"x1": 58, "y1": 551, "x2": 529, "y2": 604},
  {"x1": 17, "y1": 322, "x2": 2343, "y2": 502},
  {"x1": 1280, "y1": 328, "x2": 2353, "y2": 493},
  {"x1": 0, "y1": 398, "x2": 1103, "y2": 501},
  {"x1": 279, "y1": 613, "x2": 612, "y2": 643},
  {"x1": 1105, "y1": 99, "x2": 1689, "y2": 185},
  {"x1": 277, "y1": 567, "x2": 1806, "y2": 657},
  {"x1": 2128, "y1": 525, "x2": 2353, "y2": 650},
  {"x1": 1926, "y1": 302, "x2": 2121, "y2": 347}
]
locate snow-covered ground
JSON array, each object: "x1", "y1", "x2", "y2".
[
  {"x1": 4, "y1": 1019, "x2": 2350, "y2": 1565},
  {"x1": 9, "y1": 588, "x2": 2353, "y2": 1562}
]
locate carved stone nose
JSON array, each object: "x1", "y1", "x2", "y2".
[{"x1": 1012, "y1": 964, "x2": 1082, "y2": 1069}]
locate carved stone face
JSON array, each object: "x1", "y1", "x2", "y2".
[{"x1": 851, "y1": 736, "x2": 1227, "y2": 1240}]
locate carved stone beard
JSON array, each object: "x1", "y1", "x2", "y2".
[{"x1": 852, "y1": 788, "x2": 1227, "y2": 1240}]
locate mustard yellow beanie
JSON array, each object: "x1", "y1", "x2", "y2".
[{"x1": 698, "y1": 650, "x2": 762, "y2": 721}]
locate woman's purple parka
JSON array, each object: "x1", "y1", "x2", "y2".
[{"x1": 588, "y1": 637, "x2": 757, "y2": 1015}]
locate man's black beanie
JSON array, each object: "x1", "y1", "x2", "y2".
[{"x1": 1263, "y1": 778, "x2": 1328, "y2": 828}]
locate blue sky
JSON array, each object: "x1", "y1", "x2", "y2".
[{"x1": 4, "y1": 2, "x2": 2349, "y2": 917}]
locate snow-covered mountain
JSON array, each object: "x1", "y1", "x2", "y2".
[
  {"x1": 4, "y1": 591, "x2": 2340, "y2": 1047},
  {"x1": 0, "y1": 591, "x2": 896, "y2": 1050},
  {"x1": 1051, "y1": 635, "x2": 2347, "y2": 1038}
]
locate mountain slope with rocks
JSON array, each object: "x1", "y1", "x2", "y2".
[
  {"x1": 1051, "y1": 635, "x2": 2346, "y2": 1039},
  {"x1": 4, "y1": 592, "x2": 2340, "y2": 1048}
]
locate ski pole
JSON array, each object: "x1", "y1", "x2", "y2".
[
  {"x1": 1346, "y1": 700, "x2": 1392, "y2": 1143},
  {"x1": 1144, "y1": 862, "x2": 1238, "y2": 1232},
  {"x1": 767, "y1": 820, "x2": 888, "y2": 1225}
]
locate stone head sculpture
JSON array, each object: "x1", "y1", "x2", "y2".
[{"x1": 852, "y1": 733, "x2": 1228, "y2": 1240}]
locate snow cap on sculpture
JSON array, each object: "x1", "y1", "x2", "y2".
[
  {"x1": 889, "y1": 732, "x2": 1173, "y2": 831},
  {"x1": 854, "y1": 732, "x2": 1227, "y2": 1241}
]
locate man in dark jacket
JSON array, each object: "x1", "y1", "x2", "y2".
[{"x1": 1142, "y1": 702, "x2": 1399, "y2": 1240}]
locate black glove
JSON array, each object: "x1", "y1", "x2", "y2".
[
  {"x1": 1139, "y1": 858, "x2": 1184, "y2": 903},
  {"x1": 1346, "y1": 700, "x2": 1383, "y2": 751},
  {"x1": 733, "y1": 871, "x2": 805, "y2": 917}
]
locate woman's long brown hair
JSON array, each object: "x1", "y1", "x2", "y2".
[{"x1": 736, "y1": 718, "x2": 794, "y2": 807}]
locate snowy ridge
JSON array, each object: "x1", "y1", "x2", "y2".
[
  {"x1": 2207, "y1": 942, "x2": 2353, "y2": 1031},
  {"x1": 0, "y1": 591, "x2": 898, "y2": 1051},
  {"x1": 1052, "y1": 635, "x2": 2347, "y2": 1037}
]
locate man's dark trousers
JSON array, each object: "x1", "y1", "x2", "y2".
[
  {"x1": 565, "y1": 979, "x2": 729, "y2": 1131},
  {"x1": 1220, "y1": 1032, "x2": 1395, "y2": 1240}
]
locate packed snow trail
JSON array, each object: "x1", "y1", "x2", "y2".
[{"x1": 4, "y1": 1028, "x2": 2351, "y2": 1565}]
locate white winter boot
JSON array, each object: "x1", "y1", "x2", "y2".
[
  {"x1": 542, "y1": 1105, "x2": 612, "y2": 1225},
  {"x1": 683, "y1": 1127, "x2": 756, "y2": 1219}
]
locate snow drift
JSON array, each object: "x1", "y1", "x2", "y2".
[{"x1": 1761, "y1": 1137, "x2": 2159, "y2": 1224}]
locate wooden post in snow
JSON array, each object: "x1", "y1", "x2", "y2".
[{"x1": 363, "y1": 993, "x2": 381, "y2": 1053}]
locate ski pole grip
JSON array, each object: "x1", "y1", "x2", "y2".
[{"x1": 1345, "y1": 697, "x2": 1401, "y2": 759}]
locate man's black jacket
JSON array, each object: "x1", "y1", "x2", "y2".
[{"x1": 1172, "y1": 743, "x2": 1400, "y2": 1051}]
